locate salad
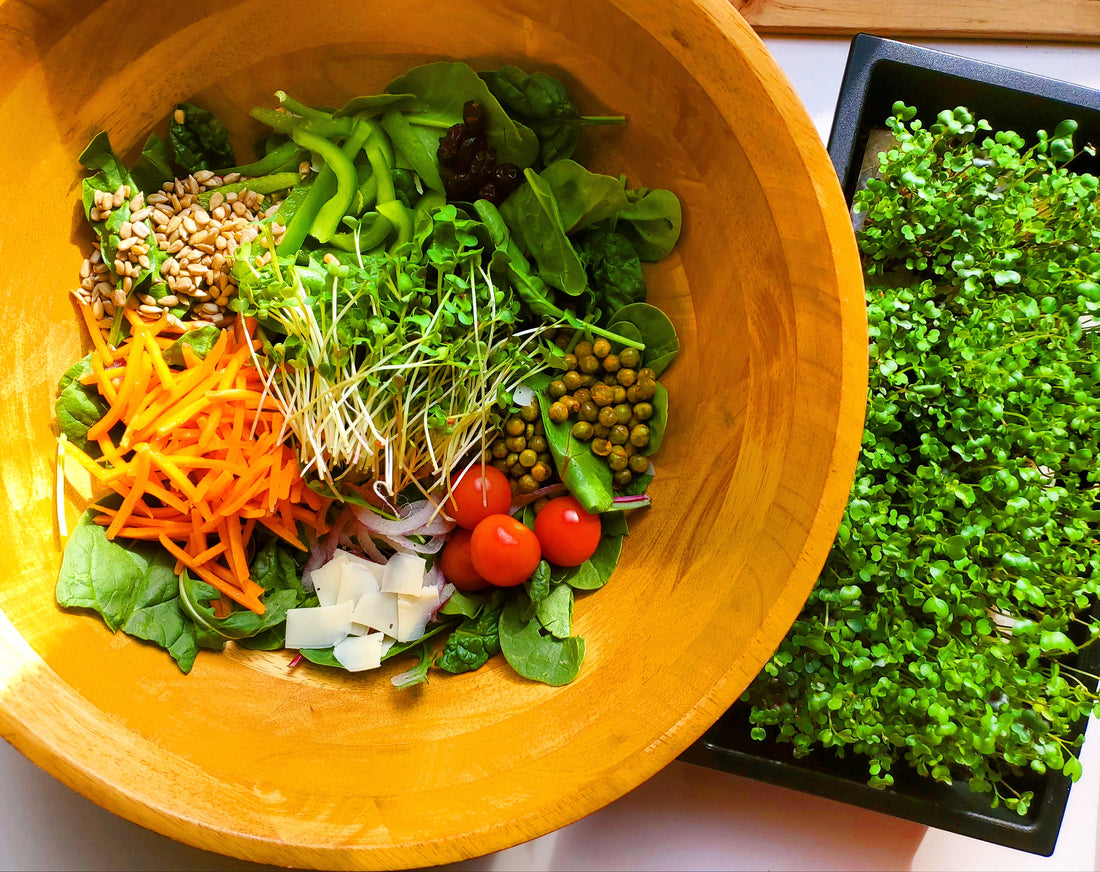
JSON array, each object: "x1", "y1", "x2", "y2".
[{"x1": 54, "y1": 61, "x2": 681, "y2": 687}]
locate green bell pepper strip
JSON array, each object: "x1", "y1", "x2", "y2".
[
  {"x1": 215, "y1": 140, "x2": 305, "y2": 177},
  {"x1": 279, "y1": 119, "x2": 376, "y2": 251}
]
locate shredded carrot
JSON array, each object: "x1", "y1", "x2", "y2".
[{"x1": 65, "y1": 316, "x2": 333, "y2": 615}]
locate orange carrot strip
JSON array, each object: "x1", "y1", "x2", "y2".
[
  {"x1": 141, "y1": 330, "x2": 177, "y2": 392},
  {"x1": 223, "y1": 517, "x2": 249, "y2": 590},
  {"x1": 257, "y1": 514, "x2": 307, "y2": 550},
  {"x1": 143, "y1": 448, "x2": 202, "y2": 504},
  {"x1": 87, "y1": 338, "x2": 142, "y2": 441},
  {"x1": 162, "y1": 543, "x2": 264, "y2": 615},
  {"x1": 89, "y1": 353, "x2": 119, "y2": 405},
  {"x1": 191, "y1": 540, "x2": 228, "y2": 565},
  {"x1": 106, "y1": 450, "x2": 151, "y2": 539},
  {"x1": 76, "y1": 298, "x2": 115, "y2": 363}
]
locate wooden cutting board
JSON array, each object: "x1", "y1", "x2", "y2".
[{"x1": 735, "y1": 0, "x2": 1100, "y2": 42}]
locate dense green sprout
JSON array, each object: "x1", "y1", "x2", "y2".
[{"x1": 743, "y1": 102, "x2": 1100, "y2": 814}]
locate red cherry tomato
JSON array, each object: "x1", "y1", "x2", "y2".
[
  {"x1": 447, "y1": 466, "x2": 512, "y2": 529},
  {"x1": 469, "y1": 514, "x2": 542, "y2": 587},
  {"x1": 533, "y1": 496, "x2": 602, "y2": 566},
  {"x1": 439, "y1": 527, "x2": 489, "y2": 591}
]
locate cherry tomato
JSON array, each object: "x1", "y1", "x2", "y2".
[
  {"x1": 533, "y1": 496, "x2": 601, "y2": 566},
  {"x1": 447, "y1": 466, "x2": 512, "y2": 529},
  {"x1": 469, "y1": 514, "x2": 542, "y2": 587},
  {"x1": 439, "y1": 527, "x2": 489, "y2": 591}
]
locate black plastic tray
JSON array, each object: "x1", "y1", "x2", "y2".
[{"x1": 679, "y1": 34, "x2": 1100, "y2": 857}]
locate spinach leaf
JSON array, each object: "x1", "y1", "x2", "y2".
[
  {"x1": 439, "y1": 589, "x2": 485, "y2": 619},
  {"x1": 498, "y1": 595, "x2": 585, "y2": 685},
  {"x1": 535, "y1": 583, "x2": 573, "y2": 639},
  {"x1": 479, "y1": 66, "x2": 625, "y2": 166},
  {"x1": 525, "y1": 560, "x2": 552, "y2": 604},
  {"x1": 500, "y1": 169, "x2": 588, "y2": 296},
  {"x1": 169, "y1": 102, "x2": 236, "y2": 173},
  {"x1": 55, "y1": 355, "x2": 110, "y2": 453},
  {"x1": 128, "y1": 134, "x2": 174, "y2": 196},
  {"x1": 78, "y1": 132, "x2": 170, "y2": 301},
  {"x1": 56, "y1": 512, "x2": 199, "y2": 672},
  {"x1": 385, "y1": 62, "x2": 539, "y2": 168},
  {"x1": 380, "y1": 109, "x2": 445, "y2": 195},
  {"x1": 334, "y1": 93, "x2": 420, "y2": 118},
  {"x1": 540, "y1": 160, "x2": 630, "y2": 233},
  {"x1": 437, "y1": 589, "x2": 506, "y2": 674},
  {"x1": 607, "y1": 302, "x2": 679, "y2": 376},
  {"x1": 577, "y1": 228, "x2": 647, "y2": 316},
  {"x1": 79, "y1": 132, "x2": 137, "y2": 267},
  {"x1": 298, "y1": 646, "x2": 342, "y2": 668},
  {"x1": 178, "y1": 575, "x2": 298, "y2": 643},
  {"x1": 618, "y1": 187, "x2": 682, "y2": 261},
  {"x1": 161, "y1": 325, "x2": 222, "y2": 366},
  {"x1": 551, "y1": 523, "x2": 625, "y2": 591},
  {"x1": 538, "y1": 391, "x2": 615, "y2": 513}
]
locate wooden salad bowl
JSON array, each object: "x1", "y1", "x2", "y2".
[{"x1": 0, "y1": 0, "x2": 866, "y2": 867}]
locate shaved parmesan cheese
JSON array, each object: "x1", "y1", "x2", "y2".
[
  {"x1": 382, "y1": 552, "x2": 427, "y2": 594},
  {"x1": 310, "y1": 551, "x2": 350, "y2": 607},
  {"x1": 285, "y1": 600, "x2": 354, "y2": 649},
  {"x1": 396, "y1": 586, "x2": 441, "y2": 642},
  {"x1": 337, "y1": 558, "x2": 383, "y2": 604},
  {"x1": 352, "y1": 590, "x2": 399, "y2": 636},
  {"x1": 333, "y1": 633, "x2": 386, "y2": 672}
]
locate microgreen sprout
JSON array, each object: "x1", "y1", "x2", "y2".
[{"x1": 743, "y1": 103, "x2": 1100, "y2": 815}]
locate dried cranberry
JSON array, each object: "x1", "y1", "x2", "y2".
[
  {"x1": 457, "y1": 134, "x2": 485, "y2": 167},
  {"x1": 445, "y1": 172, "x2": 478, "y2": 201},
  {"x1": 462, "y1": 101, "x2": 486, "y2": 134}
]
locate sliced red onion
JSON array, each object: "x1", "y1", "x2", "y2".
[
  {"x1": 425, "y1": 563, "x2": 447, "y2": 593},
  {"x1": 430, "y1": 582, "x2": 455, "y2": 621},
  {"x1": 373, "y1": 531, "x2": 446, "y2": 556},
  {"x1": 612, "y1": 493, "x2": 652, "y2": 509},
  {"x1": 351, "y1": 524, "x2": 388, "y2": 563},
  {"x1": 352, "y1": 499, "x2": 454, "y2": 538}
]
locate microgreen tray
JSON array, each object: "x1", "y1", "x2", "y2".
[{"x1": 679, "y1": 33, "x2": 1100, "y2": 857}]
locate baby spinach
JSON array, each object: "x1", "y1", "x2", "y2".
[
  {"x1": 577, "y1": 227, "x2": 647, "y2": 316},
  {"x1": 525, "y1": 560, "x2": 553, "y2": 604},
  {"x1": 539, "y1": 159, "x2": 630, "y2": 234},
  {"x1": 607, "y1": 302, "x2": 679, "y2": 376},
  {"x1": 56, "y1": 512, "x2": 199, "y2": 672},
  {"x1": 479, "y1": 65, "x2": 625, "y2": 166},
  {"x1": 438, "y1": 588, "x2": 484, "y2": 619},
  {"x1": 169, "y1": 102, "x2": 235, "y2": 173},
  {"x1": 161, "y1": 325, "x2": 221, "y2": 366},
  {"x1": 539, "y1": 390, "x2": 615, "y2": 513},
  {"x1": 551, "y1": 517, "x2": 625, "y2": 590},
  {"x1": 500, "y1": 168, "x2": 588, "y2": 296},
  {"x1": 437, "y1": 590, "x2": 506, "y2": 674},
  {"x1": 499, "y1": 595, "x2": 585, "y2": 686},
  {"x1": 128, "y1": 134, "x2": 174, "y2": 196},
  {"x1": 78, "y1": 132, "x2": 170, "y2": 308},
  {"x1": 55, "y1": 355, "x2": 110, "y2": 453},
  {"x1": 534, "y1": 583, "x2": 573, "y2": 639},
  {"x1": 617, "y1": 187, "x2": 682, "y2": 261},
  {"x1": 385, "y1": 61, "x2": 539, "y2": 168}
]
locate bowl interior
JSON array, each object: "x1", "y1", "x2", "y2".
[{"x1": 0, "y1": 0, "x2": 865, "y2": 867}]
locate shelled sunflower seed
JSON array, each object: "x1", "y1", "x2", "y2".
[{"x1": 74, "y1": 171, "x2": 286, "y2": 331}]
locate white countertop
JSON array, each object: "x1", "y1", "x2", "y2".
[{"x1": 5, "y1": 33, "x2": 1100, "y2": 872}]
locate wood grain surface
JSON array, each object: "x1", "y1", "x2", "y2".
[
  {"x1": 735, "y1": 0, "x2": 1100, "y2": 42},
  {"x1": 0, "y1": 0, "x2": 866, "y2": 868}
]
